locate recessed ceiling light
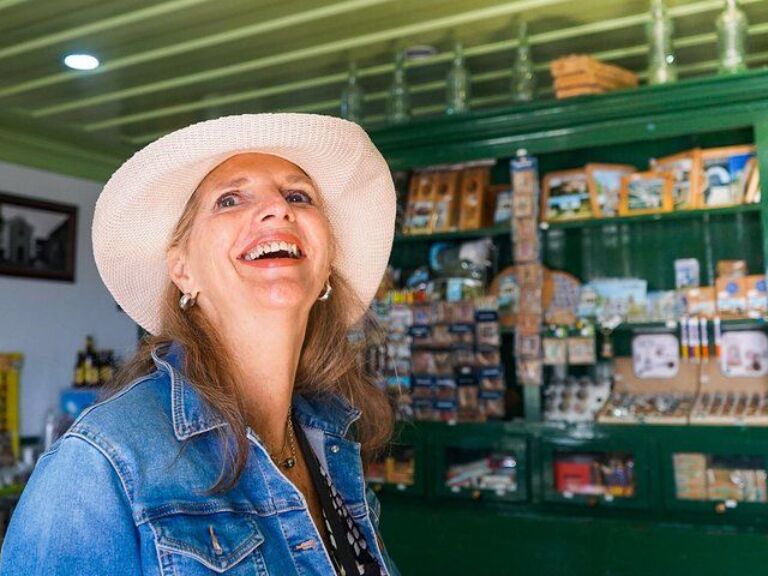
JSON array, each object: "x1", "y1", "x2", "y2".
[{"x1": 63, "y1": 54, "x2": 99, "y2": 71}]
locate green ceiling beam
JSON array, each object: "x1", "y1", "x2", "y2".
[
  {"x1": 0, "y1": 0, "x2": 213, "y2": 63},
  {"x1": 0, "y1": 0, "x2": 394, "y2": 101},
  {"x1": 87, "y1": 1, "x2": 768, "y2": 133},
  {"x1": 32, "y1": 0, "x2": 572, "y2": 118},
  {"x1": 0, "y1": 0, "x2": 29, "y2": 10}
]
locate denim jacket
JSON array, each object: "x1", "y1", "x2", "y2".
[{"x1": 0, "y1": 341, "x2": 399, "y2": 576}]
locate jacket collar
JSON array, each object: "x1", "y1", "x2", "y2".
[{"x1": 150, "y1": 340, "x2": 362, "y2": 441}]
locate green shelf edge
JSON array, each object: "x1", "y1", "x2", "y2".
[
  {"x1": 541, "y1": 204, "x2": 761, "y2": 231},
  {"x1": 394, "y1": 224, "x2": 512, "y2": 244}
]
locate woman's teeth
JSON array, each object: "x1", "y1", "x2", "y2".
[{"x1": 243, "y1": 241, "x2": 302, "y2": 261}]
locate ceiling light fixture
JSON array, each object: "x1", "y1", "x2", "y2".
[{"x1": 63, "y1": 53, "x2": 100, "y2": 71}]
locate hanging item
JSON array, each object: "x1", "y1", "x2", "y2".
[
  {"x1": 511, "y1": 21, "x2": 535, "y2": 103},
  {"x1": 446, "y1": 41, "x2": 471, "y2": 115},
  {"x1": 646, "y1": 0, "x2": 678, "y2": 85},
  {"x1": 340, "y1": 62, "x2": 364, "y2": 123},
  {"x1": 386, "y1": 50, "x2": 411, "y2": 124},
  {"x1": 717, "y1": 0, "x2": 748, "y2": 75}
]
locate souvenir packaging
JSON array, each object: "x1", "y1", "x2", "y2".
[
  {"x1": 516, "y1": 313, "x2": 542, "y2": 335},
  {"x1": 585, "y1": 163, "x2": 636, "y2": 217},
  {"x1": 619, "y1": 171, "x2": 675, "y2": 216},
  {"x1": 745, "y1": 275, "x2": 768, "y2": 316},
  {"x1": 543, "y1": 270, "x2": 581, "y2": 326},
  {"x1": 492, "y1": 184, "x2": 514, "y2": 225},
  {"x1": 716, "y1": 276, "x2": 747, "y2": 318},
  {"x1": 432, "y1": 170, "x2": 462, "y2": 232},
  {"x1": 512, "y1": 191, "x2": 535, "y2": 219},
  {"x1": 489, "y1": 266, "x2": 520, "y2": 327},
  {"x1": 718, "y1": 259, "x2": 747, "y2": 279},
  {"x1": 699, "y1": 145, "x2": 755, "y2": 207},
  {"x1": 516, "y1": 332, "x2": 541, "y2": 359},
  {"x1": 479, "y1": 390, "x2": 506, "y2": 418},
  {"x1": 518, "y1": 262, "x2": 545, "y2": 286},
  {"x1": 651, "y1": 149, "x2": 703, "y2": 210},
  {"x1": 478, "y1": 366, "x2": 505, "y2": 391},
  {"x1": 519, "y1": 286, "x2": 543, "y2": 316},
  {"x1": 685, "y1": 287, "x2": 717, "y2": 318},
  {"x1": 675, "y1": 258, "x2": 701, "y2": 290},
  {"x1": 567, "y1": 337, "x2": 596, "y2": 365},
  {"x1": 404, "y1": 171, "x2": 437, "y2": 234},
  {"x1": 516, "y1": 358, "x2": 543, "y2": 386},
  {"x1": 744, "y1": 160, "x2": 761, "y2": 204},
  {"x1": 542, "y1": 336, "x2": 568, "y2": 365},
  {"x1": 458, "y1": 166, "x2": 492, "y2": 230},
  {"x1": 541, "y1": 169, "x2": 594, "y2": 221}
]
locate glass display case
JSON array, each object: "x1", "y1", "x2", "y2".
[
  {"x1": 541, "y1": 437, "x2": 649, "y2": 509},
  {"x1": 365, "y1": 425, "x2": 425, "y2": 496},
  {"x1": 435, "y1": 427, "x2": 528, "y2": 503},
  {"x1": 662, "y1": 435, "x2": 768, "y2": 517}
]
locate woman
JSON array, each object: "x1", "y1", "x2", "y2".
[{"x1": 0, "y1": 113, "x2": 400, "y2": 575}]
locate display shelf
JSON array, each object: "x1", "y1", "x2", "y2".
[
  {"x1": 614, "y1": 317, "x2": 767, "y2": 332},
  {"x1": 366, "y1": 424, "x2": 426, "y2": 497},
  {"x1": 433, "y1": 425, "x2": 528, "y2": 504},
  {"x1": 394, "y1": 223, "x2": 512, "y2": 244},
  {"x1": 539, "y1": 204, "x2": 760, "y2": 231},
  {"x1": 660, "y1": 435, "x2": 768, "y2": 518}
]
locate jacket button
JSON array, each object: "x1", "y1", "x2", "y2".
[{"x1": 330, "y1": 444, "x2": 340, "y2": 454}]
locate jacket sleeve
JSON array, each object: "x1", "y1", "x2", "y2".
[
  {"x1": 0, "y1": 434, "x2": 141, "y2": 575},
  {"x1": 365, "y1": 485, "x2": 402, "y2": 576}
]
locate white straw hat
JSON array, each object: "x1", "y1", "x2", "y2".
[{"x1": 93, "y1": 113, "x2": 396, "y2": 335}]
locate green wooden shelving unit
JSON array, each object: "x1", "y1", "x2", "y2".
[{"x1": 368, "y1": 69, "x2": 768, "y2": 576}]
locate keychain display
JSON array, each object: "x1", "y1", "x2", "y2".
[{"x1": 544, "y1": 375, "x2": 611, "y2": 423}]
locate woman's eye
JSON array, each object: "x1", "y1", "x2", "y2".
[
  {"x1": 285, "y1": 190, "x2": 313, "y2": 204},
  {"x1": 215, "y1": 192, "x2": 240, "y2": 209}
]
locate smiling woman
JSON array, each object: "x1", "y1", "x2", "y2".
[{"x1": 0, "y1": 113, "x2": 400, "y2": 576}]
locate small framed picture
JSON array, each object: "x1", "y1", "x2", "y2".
[
  {"x1": 619, "y1": 171, "x2": 674, "y2": 216},
  {"x1": 0, "y1": 192, "x2": 77, "y2": 282},
  {"x1": 651, "y1": 149, "x2": 702, "y2": 210},
  {"x1": 585, "y1": 163, "x2": 636, "y2": 217},
  {"x1": 541, "y1": 169, "x2": 594, "y2": 222},
  {"x1": 699, "y1": 145, "x2": 755, "y2": 207}
]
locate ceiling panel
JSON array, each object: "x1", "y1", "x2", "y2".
[{"x1": 0, "y1": 0, "x2": 765, "y2": 157}]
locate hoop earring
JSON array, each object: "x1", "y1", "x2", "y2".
[
  {"x1": 318, "y1": 280, "x2": 332, "y2": 301},
  {"x1": 179, "y1": 292, "x2": 198, "y2": 310}
]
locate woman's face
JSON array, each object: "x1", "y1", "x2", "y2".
[{"x1": 167, "y1": 153, "x2": 334, "y2": 326}]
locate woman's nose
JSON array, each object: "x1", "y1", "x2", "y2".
[{"x1": 254, "y1": 191, "x2": 296, "y2": 224}]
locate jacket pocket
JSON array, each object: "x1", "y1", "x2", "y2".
[{"x1": 150, "y1": 510, "x2": 268, "y2": 575}]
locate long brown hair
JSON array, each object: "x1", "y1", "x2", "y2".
[{"x1": 103, "y1": 176, "x2": 393, "y2": 493}]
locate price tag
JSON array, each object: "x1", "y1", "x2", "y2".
[
  {"x1": 397, "y1": 484, "x2": 406, "y2": 492},
  {"x1": 604, "y1": 494, "x2": 614, "y2": 503},
  {"x1": 451, "y1": 486, "x2": 461, "y2": 494},
  {"x1": 495, "y1": 488, "x2": 506, "y2": 497},
  {"x1": 563, "y1": 491, "x2": 574, "y2": 499},
  {"x1": 725, "y1": 499, "x2": 738, "y2": 509}
]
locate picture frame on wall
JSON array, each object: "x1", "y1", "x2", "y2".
[
  {"x1": 651, "y1": 149, "x2": 702, "y2": 210},
  {"x1": 619, "y1": 171, "x2": 674, "y2": 216},
  {"x1": 699, "y1": 144, "x2": 755, "y2": 208},
  {"x1": 0, "y1": 192, "x2": 77, "y2": 282},
  {"x1": 541, "y1": 169, "x2": 594, "y2": 221},
  {"x1": 585, "y1": 163, "x2": 636, "y2": 217}
]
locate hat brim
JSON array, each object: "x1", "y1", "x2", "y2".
[{"x1": 93, "y1": 113, "x2": 396, "y2": 335}]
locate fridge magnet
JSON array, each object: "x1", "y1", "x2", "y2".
[
  {"x1": 618, "y1": 171, "x2": 674, "y2": 216},
  {"x1": 0, "y1": 192, "x2": 77, "y2": 282},
  {"x1": 431, "y1": 170, "x2": 462, "y2": 232},
  {"x1": 541, "y1": 169, "x2": 594, "y2": 221},
  {"x1": 567, "y1": 336, "x2": 596, "y2": 365},
  {"x1": 585, "y1": 163, "x2": 636, "y2": 217},
  {"x1": 720, "y1": 330, "x2": 768, "y2": 377},
  {"x1": 651, "y1": 149, "x2": 702, "y2": 210},
  {"x1": 632, "y1": 334, "x2": 680, "y2": 379},
  {"x1": 404, "y1": 171, "x2": 436, "y2": 234},
  {"x1": 543, "y1": 337, "x2": 568, "y2": 365},
  {"x1": 699, "y1": 145, "x2": 755, "y2": 207}
]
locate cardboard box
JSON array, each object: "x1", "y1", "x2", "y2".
[{"x1": 716, "y1": 276, "x2": 747, "y2": 318}]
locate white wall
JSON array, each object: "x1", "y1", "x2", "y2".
[{"x1": 0, "y1": 160, "x2": 137, "y2": 437}]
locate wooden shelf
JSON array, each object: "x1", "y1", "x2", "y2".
[
  {"x1": 540, "y1": 204, "x2": 760, "y2": 231},
  {"x1": 394, "y1": 223, "x2": 512, "y2": 244}
]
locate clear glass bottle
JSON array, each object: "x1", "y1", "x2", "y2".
[
  {"x1": 717, "y1": 0, "x2": 748, "y2": 74},
  {"x1": 511, "y1": 21, "x2": 536, "y2": 102},
  {"x1": 386, "y1": 50, "x2": 411, "y2": 124},
  {"x1": 340, "y1": 62, "x2": 364, "y2": 123},
  {"x1": 446, "y1": 41, "x2": 470, "y2": 115},
  {"x1": 646, "y1": 0, "x2": 677, "y2": 85}
]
